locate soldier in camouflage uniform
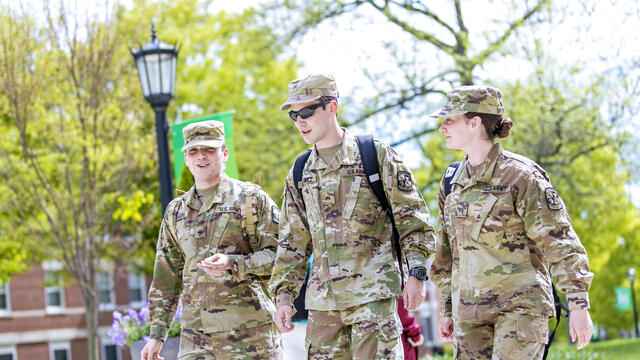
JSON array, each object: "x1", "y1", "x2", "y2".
[
  {"x1": 142, "y1": 121, "x2": 283, "y2": 360},
  {"x1": 429, "y1": 85, "x2": 594, "y2": 359},
  {"x1": 269, "y1": 74, "x2": 436, "y2": 359}
]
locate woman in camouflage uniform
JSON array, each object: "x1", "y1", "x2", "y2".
[{"x1": 429, "y1": 85, "x2": 594, "y2": 360}]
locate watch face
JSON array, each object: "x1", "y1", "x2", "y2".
[{"x1": 410, "y1": 267, "x2": 427, "y2": 280}]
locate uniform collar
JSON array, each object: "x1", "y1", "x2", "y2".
[
  {"x1": 451, "y1": 142, "x2": 503, "y2": 186},
  {"x1": 306, "y1": 128, "x2": 357, "y2": 173},
  {"x1": 183, "y1": 174, "x2": 230, "y2": 214}
]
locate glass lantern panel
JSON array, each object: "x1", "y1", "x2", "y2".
[
  {"x1": 159, "y1": 53, "x2": 175, "y2": 95},
  {"x1": 145, "y1": 53, "x2": 162, "y2": 95},
  {"x1": 135, "y1": 56, "x2": 150, "y2": 97}
]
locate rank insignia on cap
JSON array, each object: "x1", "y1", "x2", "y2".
[
  {"x1": 544, "y1": 187, "x2": 563, "y2": 210},
  {"x1": 397, "y1": 171, "x2": 413, "y2": 192},
  {"x1": 271, "y1": 205, "x2": 280, "y2": 224}
]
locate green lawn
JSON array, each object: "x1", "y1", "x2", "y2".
[{"x1": 427, "y1": 338, "x2": 640, "y2": 360}]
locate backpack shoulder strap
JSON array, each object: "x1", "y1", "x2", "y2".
[
  {"x1": 293, "y1": 149, "x2": 312, "y2": 202},
  {"x1": 355, "y1": 134, "x2": 405, "y2": 287},
  {"x1": 355, "y1": 134, "x2": 390, "y2": 211},
  {"x1": 444, "y1": 162, "x2": 461, "y2": 197}
]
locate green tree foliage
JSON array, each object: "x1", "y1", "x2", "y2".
[
  {"x1": 123, "y1": 0, "x2": 303, "y2": 200},
  {"x1": 0, "y1": 0, "x2": 299, "y2": 356}
]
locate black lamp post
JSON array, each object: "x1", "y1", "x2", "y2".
[
  {"x1": 629, "y1": 268, "x2": 639, "y2": 338},
  {"x1": 131, "y1": 24, "x2": 179, "y2": 213}
]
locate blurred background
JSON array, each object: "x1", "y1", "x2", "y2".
[{"x1": 0, "y1": 0, "x2": 639, "y2": 359}]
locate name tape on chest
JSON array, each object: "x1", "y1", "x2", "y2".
[{"x1": 481, "y1": 184, "x2": 512, "y2": 192}]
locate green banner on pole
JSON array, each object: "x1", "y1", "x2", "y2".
[
  {"x1": 615, "y1": 286, "x2": 632, "y2": 311},
  {"x1": 170, "y1": 110, "x2": 239, "y2": 184}
]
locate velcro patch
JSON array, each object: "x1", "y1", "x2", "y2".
[
  {"x1": 544, "y1": 187, "x2": 563, "y2": 210},
  {"x1": 397, "y1": 171, "x2": 413, "y2": 191},
  {"x1": 453, "y1": 202, "x2": 468, "y2": 218},
  {"x1": 271, "y1": 205, "x2": 279, "y2": 224},
  {"x1": 445, "y1": 165, "x2": 457, "y2": 178},
  {"x1": 481, "y1": 184, "x2": 511, "y2": 192}
]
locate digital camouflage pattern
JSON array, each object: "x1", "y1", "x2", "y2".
[
  {"x1": 279, "y1": 74, "x2": 339, "y2": 110},
  {"x1": 453, "y1": 313, "x2": 548, "y2": 360},
  {"x1": 431, "y1": 142, "x2": 593, "y2": 323},
  {"x1": 306, "y1": 298, "x2": 402, "y2": 360},
  {"x1": 269, "y1": 130, "x2": 436, "y2": 311},
  {"x1": 148, "y1": 174, "x2": 280, "y2": 341},
  {"x1": 178, "y1": 323, "x2": 283, "y2": 360},
  {"x1": 429, "y1": 85, "x2": 504, "y2": 118}
]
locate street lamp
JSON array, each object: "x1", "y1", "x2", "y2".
[
  {"x1": 629, "y1": 268, "x2": 639, "y2": 338},
  {"x1": 131, "y1": 24, "x2": 179, "y2": 213}
]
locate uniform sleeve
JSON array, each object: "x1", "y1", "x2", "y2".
[
  {"x1": 148, "y1": 201, "x2": 184, "y2": 341},
  {"x1": 228, "y1": 189, "x2": 280, "y2": 280},
  {"x1": 516, "y1": 172, "x2": 593, "y2": 310},
  {"x1": 268, "y1": 171, "x2": 312, "y2": 309},
  {"x1": 378, "y1": 142, "x2": 436, "y2": 271},
  {"x1": 430, "y1": 179, "x2": 453, "y2": 317}
]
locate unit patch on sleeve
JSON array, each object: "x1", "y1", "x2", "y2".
[
  {"x1": 271, "y1": 205, "x2": 280, "y2": 224},
  {"x1": 397, "y1": 171, "x2": 413, "y2": 192},
  {"x1": 544, "y1": 187, "x2": 563, "y2": 210}
]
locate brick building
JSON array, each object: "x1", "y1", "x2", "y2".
[{"x1": 0, "y1": 260, "x2": 148, "y2": 360}]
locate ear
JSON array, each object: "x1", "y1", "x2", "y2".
[
  {"x1": 471, "y1": 116, "x2": 482, "y2": 129},
  {"x1": 222, "y1": 147, "x2": 230, "y2": 162},
  {"x1": 329, "y1": 100, "x2": 338, "y2": 114}
]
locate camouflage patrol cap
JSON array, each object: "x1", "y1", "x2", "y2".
[
  {"x1": 430, "y1": 85, "x2": 504, "y2": 118},
  {"x1": 280, "y1": 74, "x2": 339, "y2": 111},
  {"x1": 181, "y1": 120, "x2": 225, "y2": 152}
]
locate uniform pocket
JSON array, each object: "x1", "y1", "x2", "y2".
[{"x1": 517, "y1": 315, "x2": 549, "y2": 344}]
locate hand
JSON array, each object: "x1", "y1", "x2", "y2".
[
  {"x1": 141, "y1": 338, "x2": 164, "y2": 360},
  {"x1": 402, "y1": 276, "x2": 426, "y2": 311},
  {"x1": 569, "y1": 308, "x2": 594, "y2": 350},
  {"x1": 197, "y1": 253, "x2": 230, "y2": 276},
  {"x1": 438, "y1": 317, "x2": 454, "y2": 342},
  {"x1": 414, "y1": 333, "x2": 424, "y2": 347},
  {"x1": 275, "y1": 305, "x2": 295, "y2": 333}
]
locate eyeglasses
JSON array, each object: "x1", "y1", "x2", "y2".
[{"x1": 288, "y1": 100, "x2": 331, "y2": 121}]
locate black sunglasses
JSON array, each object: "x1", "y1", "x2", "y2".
[{"x1": 288, "y1": 100, "x2": 332, "y2": 121}]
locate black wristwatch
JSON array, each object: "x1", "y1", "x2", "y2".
[{"x1": 408, "y1": 266, "x2": 428, "y2": 281}]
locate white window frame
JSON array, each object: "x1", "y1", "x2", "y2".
[
  {"x1": 0, "y1": 282, "x2": 11, "y2": 317},
  {"x1": 44, "y1": 271, "x2": 66, "y2": 315},
  {"x1": 128, "y1": 271, "x2": 147, "y2": 308},
  {"x1": 97, "y1": 272, "x2": 115, "y2": 311},
  {"x1": 101, "y1": 341, "x2": 121, "y2": 360},
  {"x1": 50, "y1": 342, "x2": 71, "y2": 360},
  {"x1": 0, "y1": 346, "x2": 16, "y2": 360}
]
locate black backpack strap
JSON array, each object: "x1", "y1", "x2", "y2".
[
  {"x1": 293, "y1": 149, "x2": 312, "y2": 203},
  {"x1": 355, "y1": 134, "x2": 406, "y2": 288},
  {"x1": 443, "y1": 162, "x2": 461, "y2": 197},
  {"x1": 543, "y1": 280, "x2": 569, "y2": 359}
]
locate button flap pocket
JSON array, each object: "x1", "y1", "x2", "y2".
[{"x1": 517, "y1": 315, "x2": 549, "y2": 344}]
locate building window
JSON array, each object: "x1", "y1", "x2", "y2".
[
  {"x1": 44, "y1": 271, "x2": 65, "y2": 314},
  {"x1": 0, "y1": 346, "x2": 16, "y2": 360},
  {"x1": 50, "y1": 342, "x2": 71, "y2": 360},
  {"x1": 128, "y1": 272, "x2": 147, "y2": 307},
  {"x1": 103, "y1": 343, "x2": 120, "y2": 360},
  {"x1": 0, "y1": 282, "x2": 10, "y2": 315},
  {"x1": 98, "y1": 272, "x2": 115, "y2": 310}
]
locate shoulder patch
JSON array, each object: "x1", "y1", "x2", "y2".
[
  {"x1": 445, "y1": 165, "x2": 457, "y2": 178},
  {"x1": 271, "y1": 205, "x2": 279, "y2": 224},
  {"x1": 544, "y1": 187, "x2": 563, "y2": 210},
  {"x1": 397, "y1": 171, "x2": 413, "y2": 191}
]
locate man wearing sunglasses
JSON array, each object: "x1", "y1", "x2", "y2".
[{"x1": 269, "y1": 74, "x2": 435, "y2": 359}]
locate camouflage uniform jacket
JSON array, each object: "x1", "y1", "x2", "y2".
[
  {"x1": 269, "y1": 130, "x2": 435, "y2": 311},
  {"x1": 431, "y1": 143, "x2": 593, "y2": 322},
  {"x1": 148, "y1": 174, "x2": 280, "y2": 340}
]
